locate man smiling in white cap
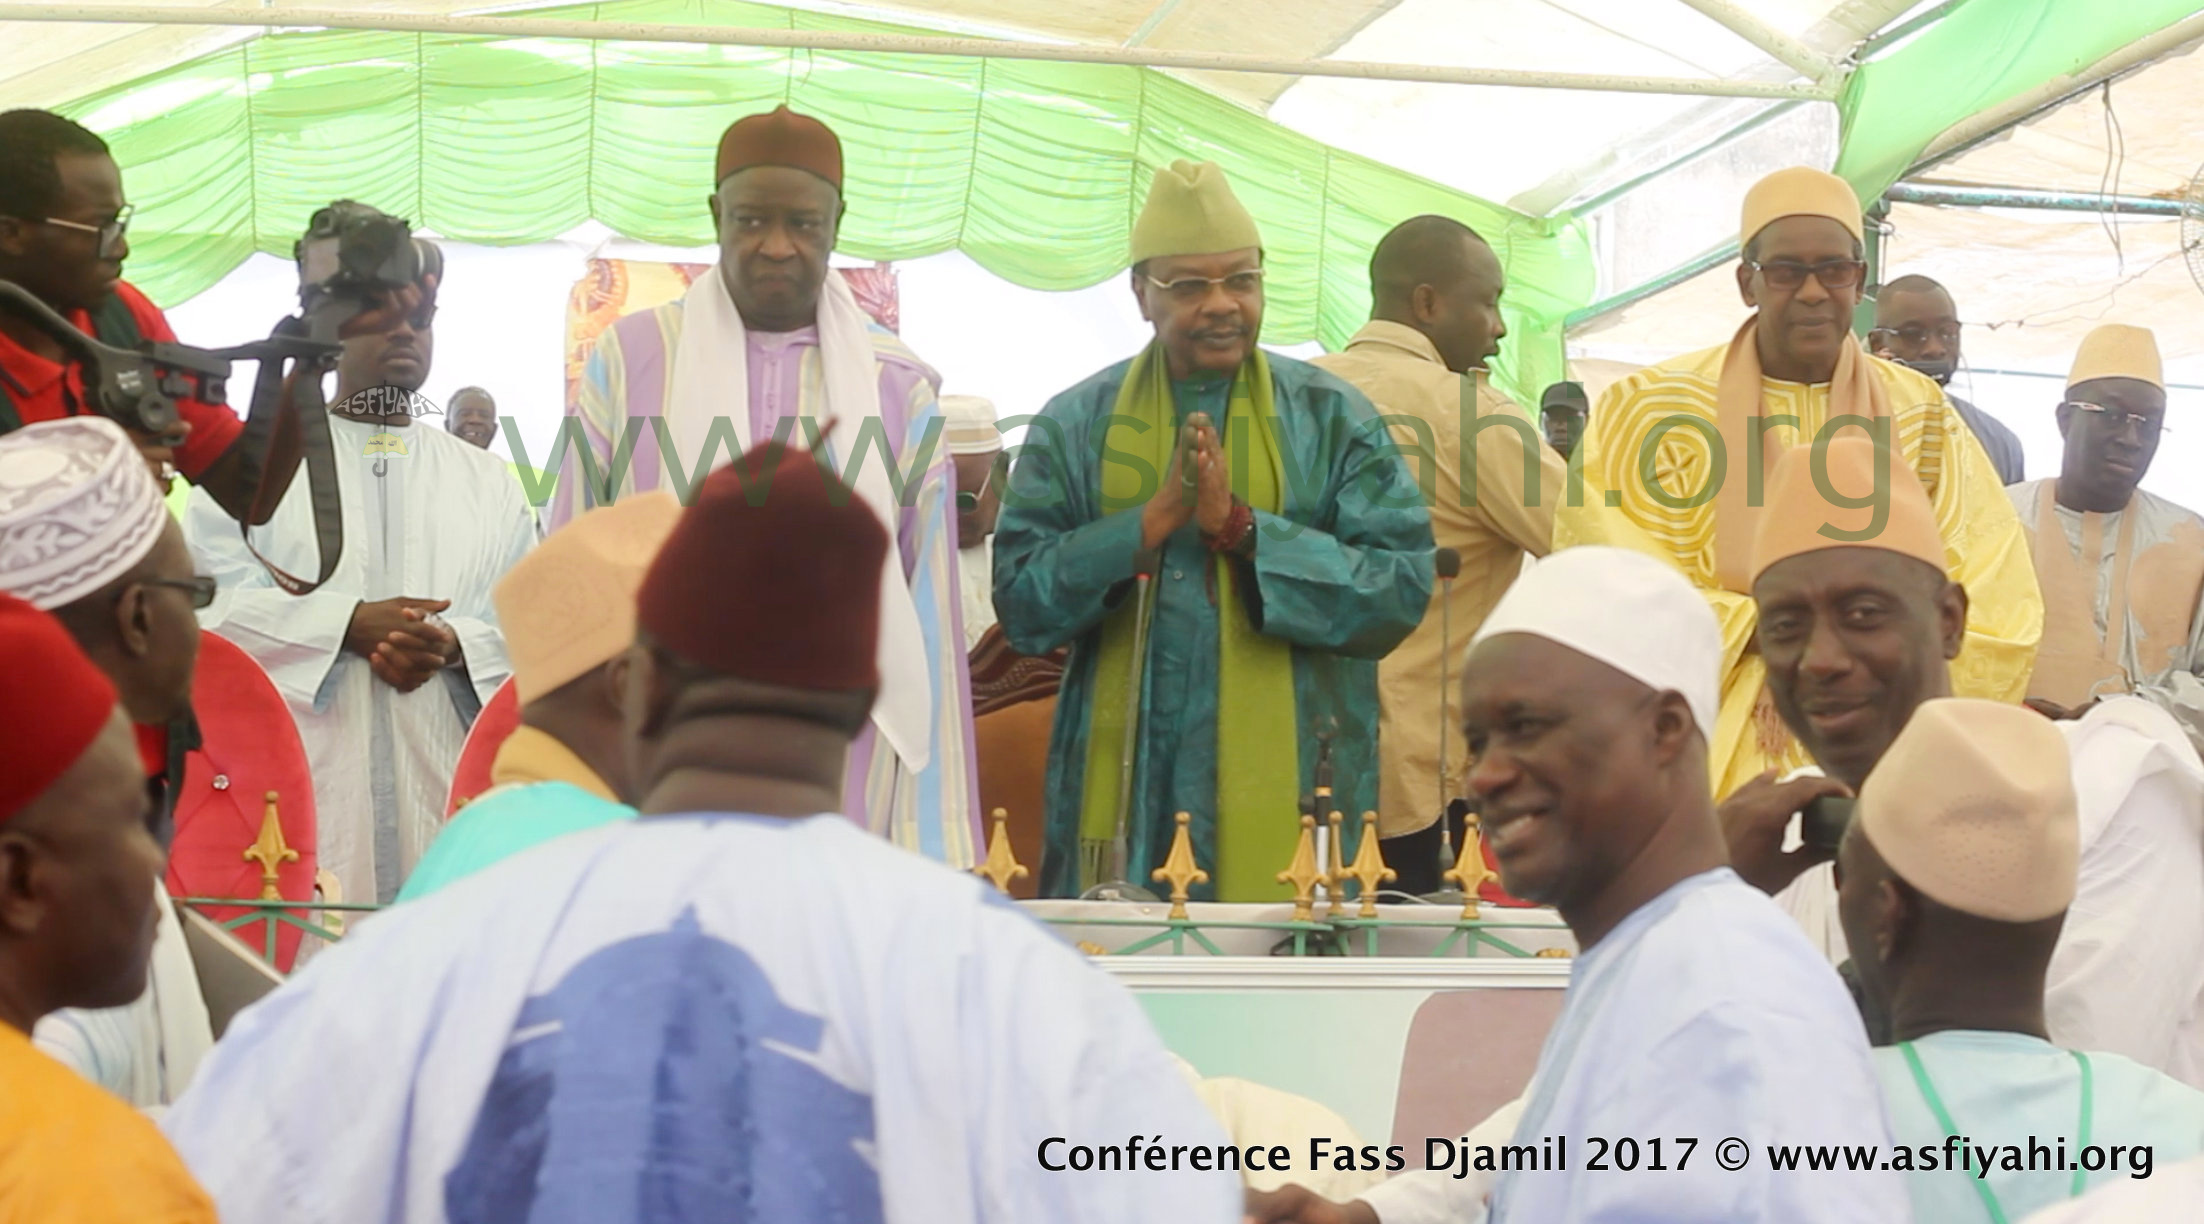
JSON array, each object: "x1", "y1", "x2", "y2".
[
  {"x1": 1840, "y1": 697, "x2": 2204, "y2": 1222},
  {"x1": 1253, "y1": 547, "x2": 1903, "y2": 1223}
]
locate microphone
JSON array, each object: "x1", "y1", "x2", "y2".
[{"x1": 1434, "y1": 547, "x2": 1461, "y2": 886}]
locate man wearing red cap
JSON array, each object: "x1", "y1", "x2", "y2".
[
  {"x1": 165, "y1": 441, "x2": 1240, "y2": 1223},
  {"x1": 551, "y1": 104, "x2": 978, "y2": 871},
  {"x1": 0, "y1": 593, "x2": 216, "y2": 1219}
]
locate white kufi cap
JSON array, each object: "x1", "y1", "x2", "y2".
[
  {"x1": 940, "y1": 394, "x2": 1001, "y2": 455},
  {"x1": 1471, "y1": 545, "x2": 1721, "y2": 736},
  {"x1": 0, "y1": 417, "x2": 169, "y2": 610}
]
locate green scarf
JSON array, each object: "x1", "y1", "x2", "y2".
[{"x1": 1078, "y1": 342, "x2": 1302, "y2": 901}]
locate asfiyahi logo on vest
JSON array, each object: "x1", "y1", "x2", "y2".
[{"x1": 334, "y1": 386, "x2": 442, "y2": 463}]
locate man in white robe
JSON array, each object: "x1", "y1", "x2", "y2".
[
  {"x1": 1727, "y1": 437, "x2": 2204, "y2": 1087},
  {"x1": 0, "y1": 416, "x2": 213, "y2": 1106},
  {"x1": 1835, "y1": 697, "x2": 2204, "y2": 1222},
  {"x1": 548, "y1": 105, "x2": 978, "y2": 867},
  {"x1": 1253, "y1": 547, "x2": 1904, "y2": 1223},
  {"x1": 187, "y1": 230, "x2": 535, "y2": 906},
  {"x1": 163, "y1": 440, "x2": 1239, "y2": 1224}
]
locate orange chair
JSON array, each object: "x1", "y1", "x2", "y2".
[
  {"x1": 445, "y1": 676, "x2": 522, "y2": 817},
  {"x1": 168, "y1": 631, "x2": 318, "y2": 972}
]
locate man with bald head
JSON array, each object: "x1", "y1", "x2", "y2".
[
  {"x1": 1314, "y1": 214, "x2": 1560, "y2": 887},
  {"x1": 1560, "y1": 167, "x2": 2040, "y2": 798},
  {"x1": 1838, "y1": 697, "x2": 2204, "y2": 1222},
  {"x1": 1871, "y1": 273, "x2": 2024, "y2": 484},
  {"x1": 0, "y1": 593, "x2": 216, "y2": 1219},
  {"x1": 1727, "y1": 436, "x2": 2204, "y2": 1087},
  {"x1": 2007, "y1": 324, "x2": 2204, "y2": 759}
]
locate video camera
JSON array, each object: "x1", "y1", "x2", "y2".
[{"x1": 294, "y1": 200, "x2": 443, "y2": 334}]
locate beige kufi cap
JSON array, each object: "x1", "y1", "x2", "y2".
[
  {"x1": 1857, "y1": 697, "x2": 2079, "y2": 922},
  {"x1": 0, "y1": 417, "x2": 168, "y2": 610},
  {"x1": 2067, "y1": 324, "x2": 2163, "y2": 391},
  {"x1": 1472, "y1": 546, "x2": 1721, "y2": 736},
  {"x1": 495, "y1": 493, "x2": 681, "y2": 704},
  {"x1": 1751, "y1": 436, "x2": 1945, "y2": 584},
  {"x1": 1130, "y1": 160, "x2": 1262, "y2": 266},
  {"x1": 1740, "y1": 166, "x2": 1864, "y2": 246},
  {"x1": 940, "y1": 395, "x2": 1001, "y2": 456}
]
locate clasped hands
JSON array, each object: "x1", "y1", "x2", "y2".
[
  {"x1": 1140, "y1": 412, "x2": 1237, "y2": 551},
  {"x1": 346, "y1": 597, "x2": 460, "y2": 693}
]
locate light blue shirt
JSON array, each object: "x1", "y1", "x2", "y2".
[
  {"x1": 1490, "y1": 868, "x2": 1907, "y2": 1223},
  {"x1": 1876, "y1": 1030, "x2": 2204, "y2": 1223}
]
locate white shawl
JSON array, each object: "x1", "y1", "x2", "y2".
[{"x1": 665, "y1": 267, "x2": 931, "y2": 773}]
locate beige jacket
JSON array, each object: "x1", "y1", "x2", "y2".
[{"x1": 1314, "y1": 321, "x2": 1561, "y2": 837}]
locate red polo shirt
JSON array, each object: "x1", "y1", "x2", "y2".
[{"x1": 0, "y1": 279, "x2": 243, "y2": 478}]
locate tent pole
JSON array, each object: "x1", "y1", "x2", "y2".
[
  {"x1": 1671, "y1": 0, "x2": 1844, "y2": 84},
  {"x1": 1883, "y1": 182, "x2": 2184, "y2": 216},
  {"x1": 0, "y1": 5, "x2": 1841, "y2": 100}
]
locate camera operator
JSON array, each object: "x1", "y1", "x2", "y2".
[
  {"x1": 0, "y1": 109, "x2": 312, "y2": 523},
  {"x1": 185, "y1": 204, "x2": 535, "y2": 911}
]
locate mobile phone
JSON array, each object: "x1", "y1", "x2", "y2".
[{"x1": 1801, "y1": 796, "x2": 1856, "y2": 854}]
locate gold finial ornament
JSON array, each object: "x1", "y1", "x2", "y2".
[
  {"x1": 240, "y1": 791, "x2": 297, "y2": 902},
  {"x1": 1325, "y1": 810, "x2": 1347, "y2": 918},
  {"x1": 1443, "y1": 811, "x2": 1500, "y2": 921},
  {"x1": 1149, "y1": 811, "x2": 1209, "y2": 920},
  {"x1": 1077, "y1": 940, "x2": 1109, "y2": 956},
  {"x1": 1278, "y1": 814, "x2": 1325, "y2": 924},
  {"x1": 972, "y1": 807, "x2": 1029, "y2": 894},
  {"x1": 1535, "y1": 947, "x2": 1573, "y2": 959},
  {"x1": 1346, "y1": 811, "x2": 1396, "y2": 919}
]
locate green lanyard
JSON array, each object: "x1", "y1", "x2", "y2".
[{"x1": 1900, "y1": 1041, "x2": 2094, "y2": 1224}]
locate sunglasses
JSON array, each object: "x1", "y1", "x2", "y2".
[
  {"x1": 1747, "y1": 258, "x2": 1866, "y2": 292},
  {"x1": 956, "y1": 457, "x2": 1003, "y2": 514}
]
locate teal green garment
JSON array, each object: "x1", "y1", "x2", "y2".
[
  {"x1": 993, "y1": 351, "x2": 1434, "y2": 900},
  {"x1": 396, "y1": 781, "x2": 636, "y2": 902},
  {"x1": 1873, "y1": 1030, "x2": 2204, "y2": 1223}
]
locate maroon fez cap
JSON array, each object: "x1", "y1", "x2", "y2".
[
  {"x1": 635, "y1": 438, "x2": 885, "y2": 691},
  {"x1": 715, "y1": 105, "x2": 844, "y2": 191},
  {"x1": 0, "y1": 592, "x2": 120, "y2": 824}
]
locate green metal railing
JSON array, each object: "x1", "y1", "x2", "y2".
[{"x1": 179, "y1": 897, "x2": 377, "y2": 966}]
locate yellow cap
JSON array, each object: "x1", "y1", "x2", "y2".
[
  {"x1": 2068, "y1": 323, "x2": 2163, "y2": 391},
  {"x1": 1858, "y1": 697, "x2": 2079, "y2": 923},
  {"x1": 1130, "y1": 160, "x2": 1262, "y2": 265},
  {"x1": 1752, "y1": 435, "x2": 1945, "y2": 583},
  {"x1": 493, "y1": 493, "x2": 682, "y2": 704},
  {"x1": 1740, "y1": 166, "x2": 1864, "y2": 247}
]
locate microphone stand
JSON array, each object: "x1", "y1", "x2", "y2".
[{"x1": 1425, "y1": 547, "x2": 1467, "y2": 903}]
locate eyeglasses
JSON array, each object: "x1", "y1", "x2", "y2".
[
  {"x1": 137, "y1": 575, "x2": 217, "y2": 610},
  {"x1": 2065, "y1": 401, "x2": 2170, "y2": 438},
  {"x1": 1143, "y1": 268, "x2": 1264, "y2": 303},
  {"x1": 39, "y1": 203, "x2": 134, "y2": 259},
  {"x1": 956, "y1": 456, "x2": 1003, "y2": 514},
  {"x1": 1747, "y1": 258, "x2": 1866, "y2": 291},
  {"x1": 1869, "y1": 322, "x2": 1962, "y2": 347}
]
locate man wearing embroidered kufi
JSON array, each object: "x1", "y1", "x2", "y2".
[
  {"x1": 2009, "y1": 324, "x2": 2204, "y2": 757},
  {"x1": 1835, "y1": 697, "x2": 2204, "y2": 1222},
  {"x1": 1558, "y1": 165, "x2": 2041, "y2": 798},
  {"x1": 553, "y1": 105, "x2": 978, "y2": 869},
  {"x1": 993, "y1": 161, "x2": 1433, "y2": 902},
  {"x1": 0, "y1": 416, "x2": 213, "y2": 1106}
]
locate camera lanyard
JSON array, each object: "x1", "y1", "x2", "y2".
[
  {"x1": 231, "y1": 314, "x2": 346, "y2": 596},
  {"x1": 1900, "y1": 1040, "x2": 2094, "y2": 1224}
]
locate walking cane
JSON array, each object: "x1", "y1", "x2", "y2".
[{"x1": 1080, "y1": 543, "x2": 1164, "y2": 900}]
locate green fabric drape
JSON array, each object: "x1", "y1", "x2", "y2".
[
  {"x1": 55, "y1": 0, "x2": 1594, "y2": 405},
  {"x1": 1835, "y1": 0, "x2": 2204, "y2": 204}
]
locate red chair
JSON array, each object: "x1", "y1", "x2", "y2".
[
  {"x1": 446, "y1": 676, "x2": 521, "y2": 817},
  {"x1": 168, "y1": 631, "x2": 318, "y2": 972}
]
